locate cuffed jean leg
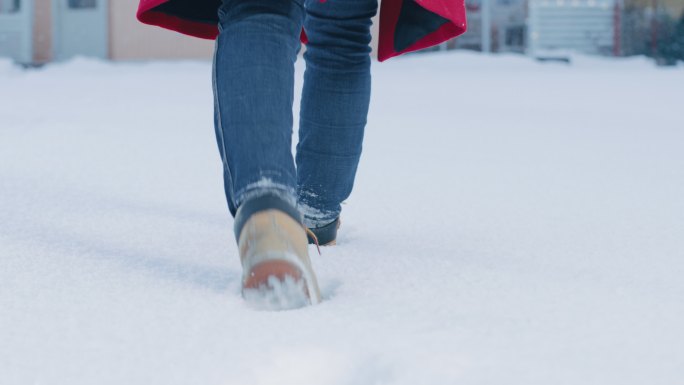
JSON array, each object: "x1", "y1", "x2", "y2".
[
  {"x1": 296, "y1": 0, "x2": 378, "y2": 228},
  {"x1": 213, "y1": 0, "x2": 305, "y2": 215}
]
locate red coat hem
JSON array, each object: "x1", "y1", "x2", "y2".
[
  {"x1": 136, "y1": 0, "x2": 467, "y2": 61},
  {"x1": 137, "y1": 8, "x2": 219, "y2": 40},
  {"x1": 377, "y1": 0, "x2": 467, "y2": 61}
]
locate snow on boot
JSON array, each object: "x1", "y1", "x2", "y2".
[{"x1": 234, "y1": 195, "x2": 321, "y2": 310}]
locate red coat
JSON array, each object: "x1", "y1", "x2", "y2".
[{"x1": 137, "y1": 0, "x2": 467, "y2": 62}]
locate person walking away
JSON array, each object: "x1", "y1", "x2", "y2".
[{"x1": 137, "y1": 0, "x2": 467, "y2": 309}]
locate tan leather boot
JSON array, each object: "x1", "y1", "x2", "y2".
[{"x1": 237, "y1": 209, "x2": 321, "y2": 309}]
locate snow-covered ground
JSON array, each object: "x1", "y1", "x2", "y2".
[{"x1": 1, "y1": 52, "x2": 683, "y2": 385}]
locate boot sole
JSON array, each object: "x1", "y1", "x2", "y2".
[{"x1": 241, "y1": 252, "x2": 321, "y2": 310}]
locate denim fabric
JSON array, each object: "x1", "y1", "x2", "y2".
[{"x1": 213, "y1": 0, "x2": 377, "y2": 227}]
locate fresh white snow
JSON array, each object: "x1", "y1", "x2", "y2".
[{"x1": 1, "y1": 52, "x2": 683, "y2": 385}]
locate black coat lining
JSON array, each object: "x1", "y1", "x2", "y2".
[
  {"x1": 394, "y1": 0, "x2": 449, "y2": 52},
  {"x1": 155, "y1": 0, "x2": 221, "y2": 24}
]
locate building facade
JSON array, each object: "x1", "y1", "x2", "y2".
[
  {"x1": 450, "y1": 0, "x2": 682, "y2": 57},
  {"x1": 0, "y1": 0, "x2": 215, "y2": 64},
  {"x1": 527, "y1": 0, "x2": 617, "y2": 56}
]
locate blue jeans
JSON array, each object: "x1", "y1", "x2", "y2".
[{"x1": 213, "y1": 0, "x2": 377, "y2": 228}]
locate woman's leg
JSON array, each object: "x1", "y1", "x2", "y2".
[
  {"x1": 296, "y1": 0, "x2": 378, "y2": 229},
  {"x1": 213, "y1": 0, "x2": 321, "y2": 307},
  {"x1": 213, "y1": 0, "x2": 305, "y2": 214}
]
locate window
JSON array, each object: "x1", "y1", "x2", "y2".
[
  {"x1": 68, "y1": 0, "x2": 96, "y2": 9},
  {"x1": 0, "y1": 0, "x2": 20, "y2": 14}
]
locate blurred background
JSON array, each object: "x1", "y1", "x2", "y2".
[{"x1": 1, "y1": 0, "x2": 683, "y2": 66}]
